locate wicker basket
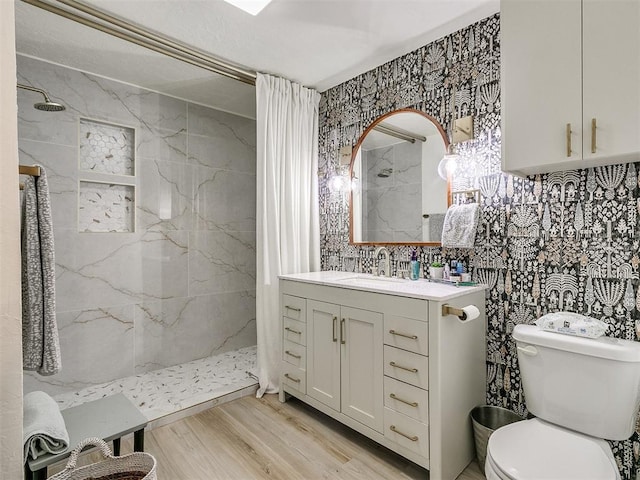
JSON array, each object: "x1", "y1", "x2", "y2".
[{"x1": 48, "y1": 437, "x2": 157, "y2": 480}]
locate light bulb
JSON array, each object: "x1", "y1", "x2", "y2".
[
  {"x1": 437, "y1": 152, "x2": 460, "y2": 180},
  {"x1": 329, "y1": 175, "x2": 348, "y2": 192}
]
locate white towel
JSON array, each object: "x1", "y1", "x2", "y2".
[
  {"x1": 23, "y1": 391, "x2": 69, "y2": 463},
  {"x1": 441, "y1": 203, "x2": 480, "y2": 248},
  {"x1": 21, "y1": 166, "x2": 61, "y2": 375}
]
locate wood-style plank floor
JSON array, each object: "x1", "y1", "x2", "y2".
[{"x1": 56, "y1": 394, "x2": 485, "y2": 480}]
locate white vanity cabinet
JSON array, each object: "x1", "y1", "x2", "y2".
[
  {"x1": 501, "y1": 0, "x2": 640, "y2": 176},
  {"x1": 278, "y1": 272, "x2": 486, "y2": 480}
]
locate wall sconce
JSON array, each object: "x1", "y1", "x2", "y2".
[
  {"x1": 327, "y1": 146, "x2": 356, "y2": 192},
  {"x1": 438, "y1": 115, "x2": 474, "y2": 181},
  {"x1": 437, "y1": 144, "x2": 461, "y2": 180}
]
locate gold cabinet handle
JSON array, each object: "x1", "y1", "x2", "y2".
[
  {"x1": 390, "y1": 425, "x2": 418, "y2": 442},
  {"x1": 340, "y1": 318, "x2": 346, "y2": 345},
  {"x1": 285, "y1": 305, "x2": 301, "y2": 312},
  {"x1": 332, "y1": 316, "x2": 338, "y2": 342},
  {"x1": 284, "y1": 373, "x2": 301, "y2": 383},
  {"x1": 566, "y1": 123, "x2": 572, "y2": 157},
  {"x1": 390, "y1": 393, "x2": 418, "y2": 407},
  {"x1": 285, "y1": 350, "x2": 301, "y2": 359},
  {"x1": 591, "y1": 118, "x2": 597, "y2": 154},
  {"x1": 389, "y1": 361, "x2": 418, "y2": 373},
  {"x1": 285, "y1": 327, "x2": 302, "y2": 335},
  {"x1": 389, "y1": 329, "x2": 418, "y2": 340}
]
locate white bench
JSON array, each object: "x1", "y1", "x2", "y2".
[{"x1": 25, "y1": 393, "x2": 148, "y2": 480}]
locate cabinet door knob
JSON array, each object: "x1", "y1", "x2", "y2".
[
  {"x1": 390, "y1": 425, "x2": 418, "y2": 442},
  {"x1": 389, "y1": 361, "x2": 418, "y2": 373},
  {"x1": 566, "y1": 123, "x2": 572, "y2": 157},
  {"x1": 591, "y1": 118, "x2": 597, "y2": 154},
  {"x1": 389, "y1": 329, "x2": 418, "y2": 340},
  {"x1": 389, "y1": 393, "x2": 418, "y2": 407}
]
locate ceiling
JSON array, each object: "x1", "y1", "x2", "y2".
[{"x1": 14, "y1": 0, "x2": 499, "y2": 119}]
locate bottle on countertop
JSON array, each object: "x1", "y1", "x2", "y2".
[
  {"x1": 456, "y1": 260, "x2": 465, "y2": 275},
  {"x1": 443, "y1": 263, "x2": 450, "y2": 280},
  {"x1": 410, "y1": 249, "x2": 420, "y2": 280}
]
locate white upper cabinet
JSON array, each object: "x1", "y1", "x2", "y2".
[{"x1": 501, "y1": 0, "x2": 640, "y2": 176}]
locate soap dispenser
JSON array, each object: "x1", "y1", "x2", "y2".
[{"x1": 410, "y1": 250, "x2": 420, "y2": 280}]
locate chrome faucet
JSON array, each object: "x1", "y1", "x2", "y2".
[{"x1": 373, "y1": 246, "x2": 391, "y2": 277}]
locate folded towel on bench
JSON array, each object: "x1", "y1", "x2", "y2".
[{"x1": 23, "y1": 391, "x2": 69, "y2": 463}]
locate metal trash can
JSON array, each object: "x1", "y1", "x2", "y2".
[{"x1": 471, "y1": 405, "x2": 524, "y2": 469}]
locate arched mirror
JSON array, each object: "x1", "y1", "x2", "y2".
[{"x1": 350, "y1": 109, "x2": 449, "y2": 245}]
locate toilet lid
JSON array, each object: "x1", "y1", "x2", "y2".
[{"x1": 488, "y1": 418, "x2": 619, "y2": 480}]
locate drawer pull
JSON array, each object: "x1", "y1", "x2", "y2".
[
  {"x1": 390, "y1": 425, "x2": 418, "y2": 442},
  {"x1": 389, "y1": 329, "x2": 418, "y2": 340},
  {"x1": 591, "y1": 117, "x2": 597, "y2": 154},
  {"x1": 285, "y1": 327, "x2": 302, "y2": 335},
  {"x1": 389, "y1": 361, "x2": 418, "y2": 373},
  {"x1": 566, "y1": 123, "x2": 572, "y2": 157},
  {"x1": 390, "y1": 393, "x2": 418, "y2": 407},
  {"x1": 284, "y1": 373, "x2": 301, "y2": 383},
  {"x1": 285, "y1": 305, "x2": 301, "y2": 312},
  {"x1": 285, "y1": 350, "x2": 301, "y2": 359}
]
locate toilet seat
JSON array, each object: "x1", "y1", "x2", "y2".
[{"x1": 486, "y1": 418, "x2": 620, "y2": 480}]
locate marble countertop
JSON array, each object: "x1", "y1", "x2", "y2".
[{"x1": 279, "y1": 271, "x2": 486, "y2": 301}]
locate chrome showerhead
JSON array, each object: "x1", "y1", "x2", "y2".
[
  {"x1": 17, "y1": 83, "x2": 66, "y2": 112},
  {"x1": 34, "y1": 100, "x2": 66, "y2": 112}
]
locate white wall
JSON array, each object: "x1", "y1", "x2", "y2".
[{"x1": 0, "y1": 1, "x2": 24, "y2": 477}]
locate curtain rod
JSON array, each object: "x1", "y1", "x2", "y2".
[
  {"x1": 373, "y1": 123, "x2": 427, "y2": 143},
  {"x1": 21, "y1": 0, "x2": 258, "y2": 86}
]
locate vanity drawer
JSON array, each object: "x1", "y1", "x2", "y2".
[
  {"x1": 384, "y1": 316, "x2": 428, "y2": 356},
  {"x1": 384, "y1": 376, "x2": 429, "y2": 424},
  {"x1": 282, "y1": 294, "x2": 306, "y2": 322},
  {"x1": 282, "y1": 339, "x2": 306, "y2": 369},
  {"x1": 384, "y1": 407, "x2": 429, "y2": 459},
  {"x1": 281, "y1": 363, "x2": 306, "y2": 395},
  {"x1": 283, "y1": 318, "x2": 306, "y2": 346},
  {"x1": 383, "y1": 345, "x2": 429, "y2": 390}
]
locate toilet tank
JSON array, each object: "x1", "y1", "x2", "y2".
[{"x1": 513, "y1": 324, "x2": 640, "y2": 440}]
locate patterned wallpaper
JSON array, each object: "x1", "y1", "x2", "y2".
[{"x1": 318, "y1": 13, "x2": 640, "y2": 478}]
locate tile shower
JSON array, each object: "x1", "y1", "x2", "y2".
[{"x1": 18, "y1": 55, "x2": 257, "y2": 418}]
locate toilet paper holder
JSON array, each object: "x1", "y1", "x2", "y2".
[{"x1": 442, "y1": 304, "x2": 474, "y2": 321}]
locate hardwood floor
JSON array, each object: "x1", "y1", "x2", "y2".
[{"x1": 57, "y1": 394, "x2": 485, "y2": 480}]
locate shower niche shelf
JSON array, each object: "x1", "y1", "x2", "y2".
[
  {"x1": 79, "y1": 118, "x2": 135, "y2": 176},
  {"x1": 79, "y1": 181, "x2": 135, "y2": 233},
  {"x1": 77, "y1": 118, "x2": 137, "y2": 233}
]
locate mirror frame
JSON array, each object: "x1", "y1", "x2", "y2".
[{"x1": 349, "y1": 108, "x2": 451, "y2": 246}]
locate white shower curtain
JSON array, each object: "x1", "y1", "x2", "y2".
[{"x1": 255, "y1": 73, "x2": 320, "y2": 397}]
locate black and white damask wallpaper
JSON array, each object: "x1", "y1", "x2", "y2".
[{"x1": 318, "y1": 13, "x2": 640, "y2": 478}]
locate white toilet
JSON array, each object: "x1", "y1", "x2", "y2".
[{"x1": 485, "y1": 324, "x2": 640, "y2": 480}]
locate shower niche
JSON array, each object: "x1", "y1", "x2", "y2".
[{"x1": 78, "y1": 118, "x2": 136, "y2": 233}]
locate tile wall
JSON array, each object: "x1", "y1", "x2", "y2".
[{"x1": 18, "y1": 55, "x2": 257, "y2": 396}]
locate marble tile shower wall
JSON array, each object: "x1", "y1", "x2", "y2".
[
  {"x1": 318, "y1": 14, "x2": 640, "y2": 478},
  {"x1": 18, "y1": 56, "x2": 257, "y2": 397}
]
